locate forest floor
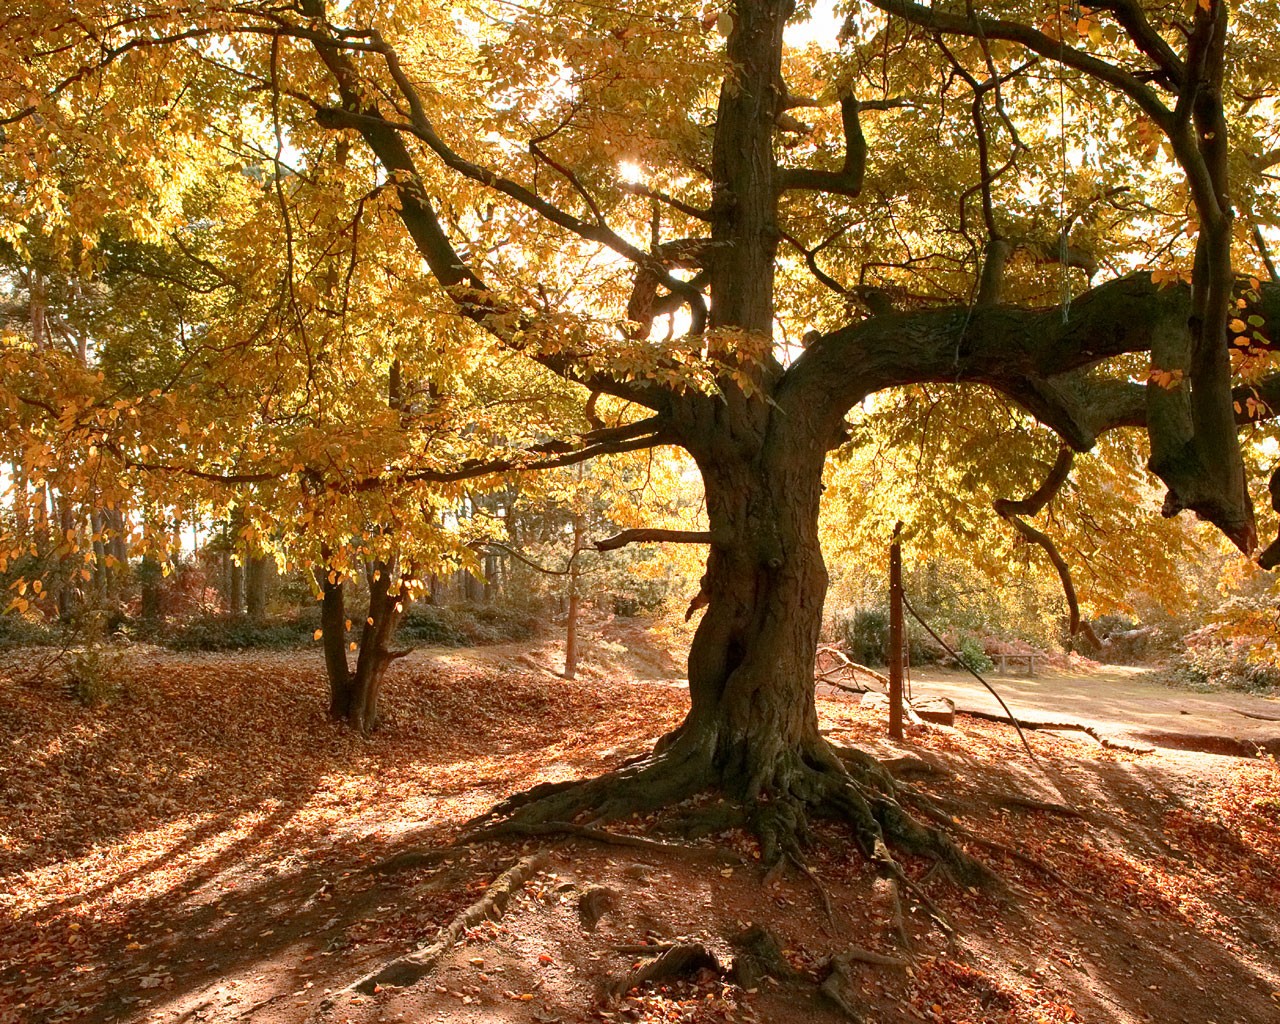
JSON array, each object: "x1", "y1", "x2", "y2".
[{"x1": 2, "y1": 618, "x2": 1279, "y2": 1024}]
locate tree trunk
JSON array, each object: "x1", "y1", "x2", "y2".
[
  {"x1": 139, "y1": 556, "x2": 162, "y2": 625},
  {"x1": 319, "y1": 561, "x2": 409, "y2": 733},
  {"x1": 318, "y1": 568, "x2": 354, "y2": 719},
  {"x1": 246, "y1": 554, "x2": 271, "y2": 621},
  {"x1": 55, "y1": 491, "x2": 73, "y2": 620},
  {"x1": 228, "y1": 560, "x2": 244, "y2": 615},
  {"x1": 564, "y1": 512, "x2": 584, "y2": 680},
  {"x1": 490, "y1": 412, "x2": 914, "y2": 869},
  {"x1": 347, "y1": 561, "x2": 409, "y2": 733},
  {"x1": 670, "y1": 421, "x2": 833, "y2": 798}
]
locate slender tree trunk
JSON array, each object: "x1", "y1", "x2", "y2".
[
  {"x1": 246, "y1": 554, "x2": 271, "y2": 621},
  {"x1": 89, "y1": 509, "x2": 108, "y2": 594},
  {"x1": 318, "y1": 567, "x2": 354, "y2": 719},
  {"x1": 139, "y1": 556, "x2": 162, "y2": 625},
  {"x1": 229, "y1": 561, "x2": 243, "y2": 615},
  {"x1": 346, "y1": 561, "x2": 409, "y2": 733},
  {"x1": 483, "y1": 549, "x2": 498, "y2": 603},
  {"x1": 564, "y1": 512, "x2": 584, "y2": 680},
  {"x1": 55, "y1": 491, "x2": 72, "y2": 620}
]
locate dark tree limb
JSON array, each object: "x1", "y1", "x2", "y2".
[
  {"x1": 784, "y1": 274, "x2": 1280, "y2": 549},
  {"x1": 992, "y1": 446, "x2": 1075, "y2": 518},
  {"x1": 594, "y1": 528, "x2": 714, "y2": 551},
  {"x1": 1261, "y1": 466, "x2": 1280, "y2": 571},
  {"x1": 866, "y1": 0, "x2": 1174, "y2": 127},
  {"x1": 993, "y1": 446, "x2": 1098, "y2": 644},
  {"x1": 778, "y1": 95, "x2": 866, "y2": 198}
]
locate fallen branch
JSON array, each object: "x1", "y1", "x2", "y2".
[{"x1": 816, "y1": 645, "x2": 890, "y2": 687}]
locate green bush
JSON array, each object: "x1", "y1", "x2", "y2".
[
  {"x1": 0, "y1": 614, "x2": 62, "y2": 648},
  {"x1": 398, "y1": 605, "x2": 469, "y2": 646},
  {"x1": 65, "y1": 644, "x2": 127, "y2": 704},
  {"x1": 955, "y1": 636, "x2": 994, "y2": 674},
  {"x1": 833, "y1": 608, "x2": 889, "y2": 666},
  {"x1": 1177, "y1": 639, "x2": 1280, "y2": 694},
  {"x1": 163, "y1": 614, "x2": 316, "y2": 651},
  {"x1": 831, "y1": 607, "x2": 945, "y2": 667},
  {"x1": 399, "y1": 602, "x2": 541, "y2": 647},
  {"x1": 157, "y1": 601, "x2": 541, "y2": 652}
]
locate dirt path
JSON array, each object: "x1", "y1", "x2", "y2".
[{"x1": 876, "y1": 665, "x2": 1280, "y2": 757}]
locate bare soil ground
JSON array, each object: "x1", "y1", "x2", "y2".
[
  {"x1": 2, "y1": 620, "x2": 1278, "y2": 1024},
  {"x1": 891, "y1": 664, "x2": 1280, "y2": 757}
]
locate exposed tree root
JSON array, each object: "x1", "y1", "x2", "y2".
[
  {"x1": 729, "y1": 925, "x2": 798, "y2": 988},
  {"x1": 334, "y1": 851, "x2": 547, "y2": 998},
  {"x1": 839, "y1": 944, "x2": 908, "y2": 968},
  {"x1": 820, "y1": 952, "x2": 869, "y2": 1022},
  {"x1": 463, "y1": 733, "x2": 1000, "y2": 923},
  {"x1": 368, "y1": 846, "x2": 471, "y2": 875},
  {"x1": 578, "y1": 885, "x2": 616, "y2": 931},
  {"x1": 877, "y1": 755, "x2": 951, "y2": 779},
  {"x1": 601, "y1": 942, "x2": 720, "y2": 1005}
]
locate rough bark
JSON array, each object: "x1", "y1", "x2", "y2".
[
  {"x1": 228, "y1": 560, "x2": 244, "y2": 616},
  {"x1": 347, "y1": 560, "x2": 410, "y2": 733}
]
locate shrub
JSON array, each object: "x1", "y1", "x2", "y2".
[
  {"x1": 163, "y1": 614, "x2": 316, "y2": 651},
  {"x1": 1177, "y1": 636, "x2": 1280, "y2": 694},
  {"x1": 63, "y1": 610, "x2": 128, "y2": 704},
  {"x1": 833, "y1": 608, "x2": 889, "y2": 666},
  {"x1": 831, "y1": 607, "x2": 946, "y2": 667},
  {"x1": 0, "y1": 614, "x2": 62, "y2": 648},
  {"x1": 955, "y1": 636, "x2": 995, "y2": 674},
  {"x1": 399, "y1": 602, "x2": 541, "y2": 647},
  {"x1": 65, "y1": 644, "x2": 127, "y2": 704},
  {"x1": 398, "y1": 606, "x2": 469, "y2": 646}
]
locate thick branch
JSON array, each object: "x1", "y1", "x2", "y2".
[
  {"x1": 1092, "y1": 0, "x2": 1187, "y2": 86},
  {"x1": 1261, "y1": 467, "x2": 1280, "y2": 571},
  {"x1": 993, "y1": 447, "x2": 1099, "y2": 644},
  {"x1": 297, "y1": 2, "x2": 675, "y2": 410},
  {"x1": 992, "y1": 446, "x2": 1075, "y2": 518},
  {"x1": 782, "y1": 274, "x2": 1280, "y2": 549},
  {"x1": 594, "y1": 529, "x2": 714, "y2": 552},
  {"x1": 867, "y1": 0, "x2": 1173, "y2": 127},
  {"x1": 778, "y1": 96, "x2": 866, "y2": 198}
]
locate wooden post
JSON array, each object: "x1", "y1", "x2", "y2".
[{"x1": 888, "y1": 522, "x2": 905, "y2": 741}]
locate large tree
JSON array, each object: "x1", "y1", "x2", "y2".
[{"x1": 5, "y1": 0, "x2": 1280, "y2": 863}]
